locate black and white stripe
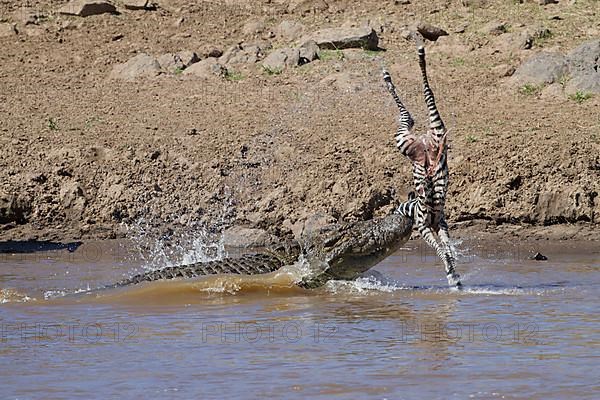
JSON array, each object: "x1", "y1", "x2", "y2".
[{"x1": 384, "y1": 45, "x2": 461, "y2": 287}]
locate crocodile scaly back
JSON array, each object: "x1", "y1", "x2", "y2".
[{"x1": 112, "y1": 252, "x2": 294, "y2": 288}]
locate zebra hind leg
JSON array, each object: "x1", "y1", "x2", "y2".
[{"x1": 418, "y1": 225, "x2": 461, "y2": 287}]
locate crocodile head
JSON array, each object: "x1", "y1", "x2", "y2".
[{"x1": 299, "y1": 214, "x2": 413, "y2": 287}]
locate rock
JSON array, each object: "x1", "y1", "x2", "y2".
[
  {"x1": 262, "y1": 47, "x2": 300, "y2": 70},
  {"x1": 109, "y1": 53, "x2": 161, "y2": 81},
  {"x1": 288, "y1": 0, "x2": 329, "y2": 15},
  {"x1": 58, "y1": 1, "x2": 117, "y2": 17},
  {"x1": 453, "y1": 23, "x2": 469, "y2": 34},
  {"x1": 400, "y1": 28, "x2": 422, "y2": 42},
  {"x1": 223, "y1": 226, "x2": 274, "y2": 248},
  {"x1": 493, "y1": 31, "x2": 533, "y2": 53},
  {"x1": 60, "y1": 182, "x2": 87, "y2": 218},
  {"x1": 0, "y1": 23, "x2": 17, "y2": 37},
  {"x1": 177, "y1": 50, "x2": 199, "y2": 67},
  {"x1": 417, "y1": 22, "x2": 448, "y2": 41},
  {"x1": 492, "y1": 64, "x2": 515, "y2": 77},
  {"x1": 301, "y1": 26, "x2": 379, "y2": 50},
  {"x1": 298, "y1": 40, "x2": 320, "y2": 64},
  {"x1": 540, "y1": 83, "x2": 563, "y2": 99},
  {"x1": 462, "y1": 0, "x2": 489, "y2": 6},
  {"x1": 529, "y1": 252, "x2": 548, "y2": 261},
  {"x1": 535, "y1": 0, "x2": 558, "y2": 4},
  {"x1": 481, "y1": 21, "x2": 508, "y2": 36},
  {"x1": 219, "y1": 42, "x2": 270, "y2": 65},
  {"x1": 0, "y1": 193, "x2": 31, "y2": 224},
  {"x1": 198, "y1": 45, "x2": 222, "y2": 58},
  {"x1": 149, "y1": 150, "x2": 161, "y2": 160},
  {"x1": 510, "y1": 52, "x2": 568, "y2": 86},
  {"x1": 242, "y1": 18, "x2": 266, "y2": 37},
  {"x1": 530, "y1": 26, "x2": 551, "y2": 42},
  {"x1": 157, "y1": 51, "x2": 199, "y2": 72},
  {"x1": 123, "y1": 0, "x2": 154, "y2": 10},
  {"x1": 183, "y1": 58, "x2": 227, "y2": 78},
  {"x1": 565, "y1": 39, "x2": 600, "y2": 94},
  {"x1": 276, "y1": 20, "x2": 305, "y2": 41}
]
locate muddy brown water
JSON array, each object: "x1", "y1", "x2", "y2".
[{"x1": 0, "y1": 239, "x2": 598, "y2": 399}]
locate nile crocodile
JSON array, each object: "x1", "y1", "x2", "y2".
[{"x1": 106, "y1": 214, "x2": 412, "y2": 289}]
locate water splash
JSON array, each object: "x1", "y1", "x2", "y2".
[
  {"x1": 124, "y1": 190, "x2": 235, "y2": 273},
  {"x1": 1, "y1": 288, "x2": 35, "y2": 303}
]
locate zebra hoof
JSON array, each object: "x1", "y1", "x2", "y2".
[{"x1": 447, "y1": 273, "x2": 462, "y2": 288}]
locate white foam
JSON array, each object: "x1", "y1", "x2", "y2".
[
  {"x1": 1, "y1": 288, "x2": 35, "y2": 303},
  {"x1": 325, "y1": 275, "x2": 406, "y2": 294}
]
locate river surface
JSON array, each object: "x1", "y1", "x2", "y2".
[{"x1": 1, "y1": 238, "x2": 598, "y2": 399}]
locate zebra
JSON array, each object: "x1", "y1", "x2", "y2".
[{"x1": 383, "y1": 45, "x2": 461, "y2": 288}]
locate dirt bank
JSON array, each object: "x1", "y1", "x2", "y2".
[{"x1": 1, "y1": 0, "x2": 599, "y2": 243}]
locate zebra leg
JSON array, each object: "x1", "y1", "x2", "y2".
[
  {"x1": 382, "y1": 69, "x2": 416, "y2": 156},
  {"x1": 438, "y1": 217, "x2": 461, "y2": 286},
  {"x1": 417, "y1": 46, "x2": 446, "y2": 135},
  {"x1": 418, "y1": 224, "x2": 461, "y2": 287},
  {"x1": 438, "y1": 217, "x2": 456, "y2": 260}
]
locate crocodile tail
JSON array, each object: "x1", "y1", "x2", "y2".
[{"x1": 112, "y1": 253, "x2": 288, "y2": 288}]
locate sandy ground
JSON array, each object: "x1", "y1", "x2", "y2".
[{"x1": 1, "y1": 0, "x2": 599, "y2": 243}]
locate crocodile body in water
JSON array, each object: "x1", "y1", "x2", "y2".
[{"x1": 106, "y1": 214, "x2": 412, "y2": 289}]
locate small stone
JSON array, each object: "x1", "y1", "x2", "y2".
[
  {"x1": 481, "y1": 21, "x2": 508, "y2": 36},
  {"x1": 198, "y1": 45, "x2": 223, "y2": 58},
  {"x1": 30, "y1": 173, "x2": 47, "y2": 184},
  {"x1": 298, "y1": 40, "x2": 320, "y2": 64},
  {"x1": 183, "y1": 58, "x2": 227, "y2": 78},
  {"x1": 58, "y1": 1, "x2": 117, "y2": 17},
  {"x1": 123, "y1": 0, "x2": 154, "y2": 10},
  {"x1": 530, "y1": 252, "x2": 548, "y2": 261},
  {"x1": 263, "y1": 47, "x2": 300, "y2": 70},
  {"x1": 301, "y1": 26, "x2": 379, "y2": 50},
  {"x1": 400, "y1": 28, "x2": 420, "y2": 41},
  {"x1": 492, "y1": 31, "x2": 534, "y2": 53},
  {"x1": 492, "y1": 64, "x2": 515, "y2": 77},
  {"x1": 60, "y1": 182, "x2": 87, "y2": 218},
  {"x1": 157, "y1": 51, "x2": 199, "y2": 72},
  {"x1": 109, "y1": 53, "x2": 161, "y2": 81},
  {"x1": 219, "y1": 42, "x2": 270, "y2": 65},
  {"x1": 453, "y1": 23, "x2": 469, "y2": 34},
  {"x1": 149, "y1": 150, "x2": 161, "y2": 160},
  {"x1": 417, "y1": 21, "x2": 448, "y2": 41}
]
